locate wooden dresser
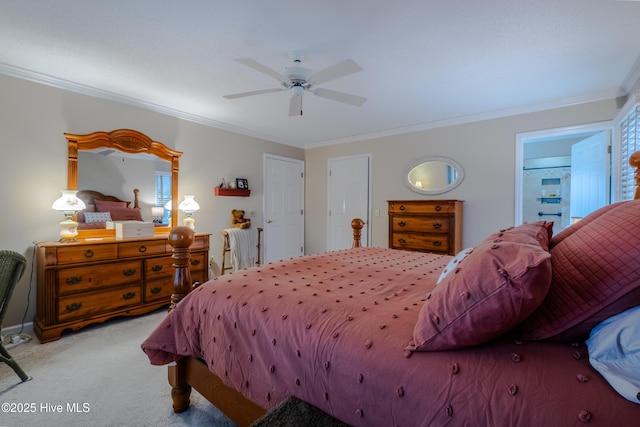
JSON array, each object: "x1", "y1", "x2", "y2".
[
  {"x1": 388, "y1": 200, "x2": 463, "y2": 255},
  {"x1": 34, "y1": 233, "x2": 210, "y2": 343}
]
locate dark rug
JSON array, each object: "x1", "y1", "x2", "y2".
[{"x1": 250, "y1": 396, "x2": 350, "y2": 427}]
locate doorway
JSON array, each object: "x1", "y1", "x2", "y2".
[{"x1": 515, "y1": 122, "x2": 612, "y2": 233}]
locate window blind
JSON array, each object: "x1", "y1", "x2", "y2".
[{"x1": 620, "y1": 104, "x2": 640, "y2": 201}]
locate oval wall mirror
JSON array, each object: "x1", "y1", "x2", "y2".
[{"x1": 405, "y1": 156, "x2": 464, "y2": 195}]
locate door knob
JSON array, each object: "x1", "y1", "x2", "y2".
[{"x1": 267, "y1": 220, "x2": 273, "y2": 223}]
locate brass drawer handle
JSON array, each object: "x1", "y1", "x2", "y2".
[
  {"x1": 138, "y1": 245, "x2": 147, "y2": 253},
  {"x1": 398, "y1": 238, "x2": 406, "y2": 244},
  {"x1": 397, "y1": 221, "x2": 406, "y2": 227},
  {"x1": 151, "y1": 265, "x2": 163, "y2": 272},
  {"x1": 433, "y1": 241, "x2": 442, "y2": 246},
  {"x1": 399, "y1": 205, "x2": 406, "y2": 211},
  {"x1": 433, "y1": 223, "x2": 442, "y2": 229},
  {"x1": 435, "y1": 205, "x2": 442, "y2": 211},
  {"x1": 191, "y1": 259, "x2": 201, "y2": 266},
  {"x1": 122, "y1": 292, "x2": 136, "y2": 300},
  {"x1": 66, "y1": 276, "x2": 83, "y2": 285},
  {"x1": 66, "y1": 302, "x2": 82, "y2": 312},
  {"x1": 150, "y1": 287, "x2": 162, "y2": 294},
  {"x1": 122, "y1": 268, "x2": 136, "y2": 276},
  {"x1": 84, "y1": 249, "x2": 94, "y2": 258}
]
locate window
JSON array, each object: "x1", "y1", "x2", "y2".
[
  {"x1": 155, "y1": 172, "x2": 171, "y2": 223},
  {"x1": 619, "y1": 104, "x2": 640, "y2": 201}
]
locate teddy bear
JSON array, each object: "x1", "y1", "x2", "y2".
[{"x1": 231, "y1": 209, "x2": 251, "y2": 229}]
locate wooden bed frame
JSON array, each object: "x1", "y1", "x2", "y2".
[
  {"x1": 164, "y1": 150, "x2": 640, "y2": 426},
  {"x1": 76, "y1": 188, "x2": 140, "y2": 210},
  {"x1": 166, "y1": 218, "x2": 365, "y2": 426}
]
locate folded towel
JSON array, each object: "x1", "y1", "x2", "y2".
[{"x1": 226, "y1": 228, "x2": 258, "y2": 271}]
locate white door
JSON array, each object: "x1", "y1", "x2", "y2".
[
  {"x1": 264, "y1": 154, "x2": 305, "y2": 263},
  {"x1": 570, "y1": 132, "x2": 610, "y2": 219},
  {"x1": 327, "y1": 154, "x2": 371, "y2": 251}
]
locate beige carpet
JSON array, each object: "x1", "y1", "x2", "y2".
[{"x1": 0, "y1": 309, "x2": 236, "y2": 427}]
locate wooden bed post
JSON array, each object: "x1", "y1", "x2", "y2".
[
  {"x1": 352, "y1": 218, "x2": 365, "y2": 248},
  {"x1": 630, "y1": 151, "x2": 640, "y2": 200},
  {"x1": 167, "y1": 226, "x2": 195, "y2": 310},
  {"x1": 167, "y1": 226, "x2": 196, "y2": 412}
]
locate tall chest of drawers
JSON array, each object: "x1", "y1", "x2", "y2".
[
  {"x1": 388, "y1": 200, "x2": 463, "y2": 255},
  {"x1": 34, "y1": 233, "x2": 209, "y2": 342}
]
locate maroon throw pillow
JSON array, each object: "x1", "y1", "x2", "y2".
[
  {"x1": 410, "y1": 236, "x2": 552, "y2": 351},
  {"x1": 95, "y1": 199, "x2": 128, "y2": 212},
  {"x1": 483, "y1": 221, "x2": 553, "y2": 251},
  {"x1": 519, "y1": 199, "x2": 640, "y2": 341},
  {"x1": 109, "y1": 208, "x2": 143, "y2": 221}
]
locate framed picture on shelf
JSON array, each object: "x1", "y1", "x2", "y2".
[{"x1": 236, "y1": 178, "x2": 248, "y2": 190}]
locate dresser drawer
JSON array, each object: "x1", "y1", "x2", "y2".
[
  {"x1": 190, "y1": 235, "x2": 210, "y2": 251},
  {"x1": 189, "y1": 253, "x2": 207, "y2": 273},
  {"x1": 57, "y1": 260, "x2": 142, "y2": 295},
  {"x1": 391, "y1": 216, "x2": 450, "y2": 233},
  {"x1": 56, "y1": 244, "x2": 117, "y2": 264},
  {"x1": 145, "y1": 256, "x2": 174, "y2": 281},
  {"x1": 145, "y1": 279, "x2": 173, "y2": 303},
  {"x1": 390, "y1": 232, "x2": 450, "y2": 253},
  {"x1": 118, "y1": 240, "x2": 167, "y2": 258},
  {"x1": 388, "y1": 201, "x2": 454, "y2": 214},
  {"x1": 57, "y1": 284, "x2": 142, "y2": 322}
]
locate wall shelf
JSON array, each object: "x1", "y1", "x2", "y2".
[
  {"x1": 537, "y1": 197, "x2": 561, "y2": 204},
  {"x1": 215, "y1": 188, "x2": 251, "y2": 197}
]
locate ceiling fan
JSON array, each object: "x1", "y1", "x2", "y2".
[{"x1": 223, "y1": 51, "x2": 367, "y2": 116}]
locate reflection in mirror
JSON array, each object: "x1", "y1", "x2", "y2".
[
  {"x1": 406, "y1": 156, "x2": 464, "y2": 195},
  {"x1": 78, "y1": 150, "x2": 171, "y2": 223},
  {"x1": 65, "y1": 129, "x2": 182, "y2": 238}
]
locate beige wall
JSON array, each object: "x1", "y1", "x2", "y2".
[
  {"x1": 304, "y1": 100, "x2": 619, "y2": 254},
  {"x1": 0, "y1": 72, "x2": 621, "y2": 329},
  {"x1": 0, "y1": 74, "x2": 303, "y2": 327}
]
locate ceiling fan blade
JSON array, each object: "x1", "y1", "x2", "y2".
[
  {"x1": 223, "y1": 88, "x2": 284, "y2": 100},
  {"x1": 312, "y1": 88, "x2": 367, "y2": 106},
  {"x1": 309, "y1": 59, "x2": 362, "y2": 85},
  {"x1": 289, "y1": 93, "x2": 303, "y2": 116},
  {"x1": 235, "y1": 58, "x2": 284, "y2": 82}
]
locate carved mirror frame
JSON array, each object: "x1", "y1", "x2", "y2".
[{"x1": 65, "y1": 129, "x2": 182, "y2": 238}]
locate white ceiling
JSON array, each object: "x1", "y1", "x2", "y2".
[{"x1": 2, "y1": 1, "x2": 640, "y2": 149}]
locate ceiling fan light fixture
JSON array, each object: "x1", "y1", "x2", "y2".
[{"x1": 291, "y1": 85, "x2": 304, "y2": 96}]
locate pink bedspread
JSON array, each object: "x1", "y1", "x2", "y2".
[{"x1": 142, "y1": 247, "x2": 639, "y2": 426}]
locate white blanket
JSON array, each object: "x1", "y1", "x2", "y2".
[{"x1": 225, "y1": 228, "x2": 258, "y2": 271}]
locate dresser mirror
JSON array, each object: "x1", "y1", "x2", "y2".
[
  {"x1": 405, "y1": 156, "x2": 464, "y2": 195},
  {"x1": 65, "y1": 129, "x2": 182, "y2": 238}
]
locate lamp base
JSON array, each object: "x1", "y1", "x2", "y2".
[
  {"x1": 59, "y1": 219, "x2": 79, "y2": 243},
  {"x1": 183, "y1": 217, "x2": 195, "y2": 231}
]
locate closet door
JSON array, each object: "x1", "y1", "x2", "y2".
[{"x1": 327, "y1": 154, "x2": 371, "y2": 251}]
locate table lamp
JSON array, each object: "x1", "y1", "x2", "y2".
[
  {"x1": 51, "y1": 190, "x2": 86, "y2": 242},
  {"x1": 178, "y1": 195, "x2": 200, "y2": 230}
]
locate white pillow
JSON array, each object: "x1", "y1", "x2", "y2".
[
  {"x1": 436, "y1": 247, "x2": 474, "y2": 285},
  {"x1": 84, "y1": 211, "x2": 112, "y2": 223},
  {"x1": 586, "y1": 305, "x2": 640, "y2": 404}
]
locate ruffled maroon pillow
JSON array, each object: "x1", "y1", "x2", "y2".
[{"x1": 410, "y1": 222, "x2": 553, "y2": 351}]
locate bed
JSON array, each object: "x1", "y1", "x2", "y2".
[
  {"x1": 142, "y1": 168, "x2": 640, "y2": 426},
  {"x1": 75, "y1": 189, "x2": 143, "y2": 229}
]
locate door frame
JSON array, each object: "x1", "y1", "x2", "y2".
[{"x1": 514, "y1": 121, "x2": 612, "y2": 226}]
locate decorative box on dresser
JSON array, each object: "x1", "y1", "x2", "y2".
[
  {"x1": 34, "y1": 233, "x2": 210, "y2": 343},
  {"x1": 388, "y1": 200, "x2": 463, "y2": 255}
]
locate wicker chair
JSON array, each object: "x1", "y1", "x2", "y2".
[{"x1": 0, "y1": 250, "x2": 30, "y2": 381}]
